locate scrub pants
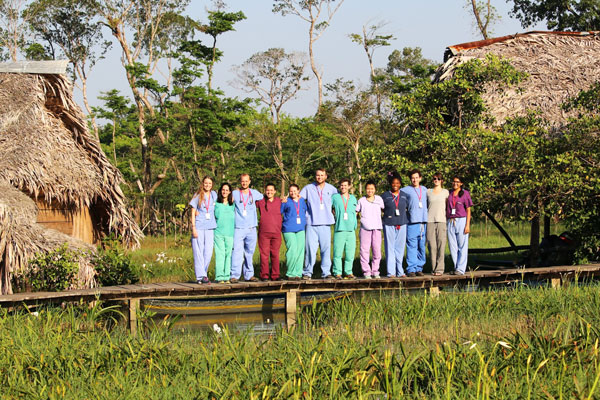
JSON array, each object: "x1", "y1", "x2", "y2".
[
  {"x1": 406, "y1": 223, "x2": 426, "y2": 273},
  {"x1": 214, "y1": 234, "x2": 233, "y2": 281},
  {"x1": 304, "y1": 225, "x2": 332, "y2": 277},
  {"x1": 447, "y1": 217, "x2": 469, "y2": 274},
  {"x1": 427, "y1": 222, "x2": 447, "y2": 274},
  {"x1": 383, "y1": 225, "x2": 406, "y2": 277},
  {"x1": 231, "y1": 227, "x2": 257, "y2": 280},
  {"x1": 191, "y1": 229, "x2": 214, "y2": 280},
  {"x1": 359, "y1": 228, "x2": 382, "y2": 277},
  {"x1": 283, "y1": 231, "x2": 305, "y2": 278},
  {"x1": 333, "y1": 231, "x2": 356, "y2": 276},
  {"x1": 258, "y1": 232, "x2": 282, "y2": 279}
]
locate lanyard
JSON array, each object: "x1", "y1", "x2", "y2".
[
  {"x1": 240, "y1": 190, "x2": 253, "y2": 210},
  {"x1": 316, "y1": 184, "x2": 324, "y2": 204},
  {"x1": 450, "y1": 192, "x2": 459, "y2": 209},
  {"x1": 392, "y1": 192, "x2": 400, "y2": 209},
  {"x1": 293, "y1": 199, "x2": 301, "y2": 216},
  {"x1": 341, "y1": 194, "x2": 349, "y2": 212},
  {"x1": 203, "y1": 192, "x2": 211, "y2": 211},
  {"x1": 413, "y1": 186, "x2": 422, "y2": 201}
]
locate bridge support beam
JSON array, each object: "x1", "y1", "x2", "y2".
[
  {"x1": 128, "y1": 299, "x2": 139, "y2": 336},
  {"x1": 285, "y1": 290, "x2": 299, "y2": 330}
]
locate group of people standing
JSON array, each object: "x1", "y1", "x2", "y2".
[{"x1": 189, "y1": 169, "x2": 472, "y2": 284}]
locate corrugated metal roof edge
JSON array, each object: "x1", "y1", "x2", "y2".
[
  {"x1": 443, "y1": 31, "x2": 600, "y2": 61},
  {"x1": 0, "y1": 60, "x2": 70, "y2": 75}
]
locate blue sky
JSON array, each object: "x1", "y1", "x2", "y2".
[{"x1": 84, "y1": 0, "x2": 543, "y2": 117}]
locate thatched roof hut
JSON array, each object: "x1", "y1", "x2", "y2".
[
  {"x1": 0, "y1": 61, "x2": 142, "y2": 294},
  {"x1": 434, "y1": 31, "x2": 600, "y2": 130}
]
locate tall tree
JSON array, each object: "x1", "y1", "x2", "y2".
[
  {"x1": 0, "y1": 0, "x2": 30, "y2": 61},
  {"x1": 508, "y1": 0, "x2": 600, "y2": 31},
  {"x1": 272, "y1": 0, "x2": 345, "y2": 112},
  {"x1": 94, "y1": 0, "x2": 192, "y2": 225},
  {"x1": 466, "y1": 0, "x2": 500, "y2": 39},
  {"x1": 200, "y1": 8, "x2": 245, "y2": 92},
  {"x1": 348, "y1": 21, "x2": 394, "y2": 115},
  {"x1": 232, "y1": 47, "x2": 310, "y2": 193},
  {"x1": 320, "y1": 79, "x2": 377, "y2": 195},
  {"x1": 26, "y1": 0, "x2": 111, "y2": 139}
]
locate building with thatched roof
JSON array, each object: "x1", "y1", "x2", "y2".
[
  {"x1": 434, "y1": 31, "x2": 600, "y2": 130},
  {"x1": 0, "y1": 61, "x2": 142, "y2": 294}
]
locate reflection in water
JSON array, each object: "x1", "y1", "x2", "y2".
[{"x1": 144, "y1": 291, "x2": 348, "y2": 333}]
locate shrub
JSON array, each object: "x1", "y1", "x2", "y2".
[
  {"x1": 22, "y1": 245, "x2": 80, "y2": 291},
  {"x1": 93, "y1": 239, "x2": 138, "y2": 286}
]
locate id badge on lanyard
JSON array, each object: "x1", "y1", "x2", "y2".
[
  {"x1": 296, "y1": 217, "x2": 301, "y2": 224},
  {"x1": 205, "y1": 213, "x2": 211, "y2": 220},
  {"x1": 343, "y1": 212, "x2": 348, "y2": 220}
]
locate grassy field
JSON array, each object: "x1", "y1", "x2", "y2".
[
  {"x1": 2, "y1": 283, "x2": 600, "y2": 398},
  {"x1": 130, "y1": 221, "x2": 562, "y2": 283}
]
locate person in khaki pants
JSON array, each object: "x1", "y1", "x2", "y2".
[{"x1": 426, "y1": 173, "x2": 449, "y2": 275}]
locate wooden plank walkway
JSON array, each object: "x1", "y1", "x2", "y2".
[{"x1": 1, "y1": 264, "x2": 599, "y2": 333}]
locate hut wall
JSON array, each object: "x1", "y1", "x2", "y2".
[{"x1": 35, "y1": 198, "x2": 96, "y2": 245}]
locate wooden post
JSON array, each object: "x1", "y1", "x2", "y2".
[
  {"x1": 128, "y1": 299, "x2": 139, "y2": 336},
  {"x1": 429, "y1": 286, "x2": 440, "y2": 297},
  {"x1": 285, "y1": 290, "x2": 299, "y2": 330},
  {"x1": 550, "y1": 278, "x2": 561, "y2": 289}
]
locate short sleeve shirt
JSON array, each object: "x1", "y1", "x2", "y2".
[
  {"x1": 401, "y1": 185, "x2": 428, "y2": 224},
  {"x1": 299, "y1": 182, "x2": 338, "y2": 226},
  {"x1": 214, "y1": 202, "x2": 235, "y2": 237},
  {"x1": 189, "y1": 190, "x2": 217, "y2": 230},
  {"x1": 232, "y1": 188, "x2": 264, "y2": 228},
  {"x1": 331, "y1": 193, "x2": 358, "y2": 232},
  {"x1": 281, "y1": 198, "x2": 308, "y2": 233},
  {"x1": 446, "y1": 190, "x2": 473, "y2": 219},
  {"x1": 381, "y1": 191, "x2": 408, "y2": 226},
  {"x1": 257, "y1": 198, "x2": 282, "y2": 234},
  {"x1": 427, "y1": 189, "x2": 449, "y2": 223},
  {"x1": 356, "y1": 196, "x2": 384, "y2": 230}
]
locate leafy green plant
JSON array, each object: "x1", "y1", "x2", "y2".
[
  {"x1": 19, "y1": 245, "x2": 80, "y2": 291},
  {"x1": 93, "y1": 238, "x2": 138, "y2": 286}
]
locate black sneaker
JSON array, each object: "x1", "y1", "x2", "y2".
[
  {"x1": 416, "y1": 271, "x2": 424, "y2": 277},
  {"x1": 200, "y1": 276, "x2": 210, "y2": 284},
  {"x1": 407, "y1": 272, "x2": 416, "y2": 277}
]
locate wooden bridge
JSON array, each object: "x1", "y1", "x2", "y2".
[{"x1": 1, "y1": 264, "x2": 599, "y2": 334}]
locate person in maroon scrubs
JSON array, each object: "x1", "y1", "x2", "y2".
[{"x1": 256, "y1": 183, "x2": 283, "y2": 281}]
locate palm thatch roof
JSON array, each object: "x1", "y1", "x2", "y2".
[
  {"x1": 434, "y1": 31, "x2": 600, "y2": 130},
  {"x1": 0, "y1": 61, "x2": 142, "y2": 294}
]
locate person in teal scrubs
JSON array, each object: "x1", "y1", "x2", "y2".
[
  {"x1": 331, "y1": 178, "x2": 358, "y2": 279},
  {"x1": 214, "y1": 183, "x2": 235, "y2": 283}
]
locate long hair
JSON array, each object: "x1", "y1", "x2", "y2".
[
  {"x1": 195, "y1": 176, "x2": 214, "y2": 196},
  {"x1": 217, "y1": 182, "x2": 234, "y2": 205}
]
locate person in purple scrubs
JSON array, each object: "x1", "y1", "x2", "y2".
[{"x1": 447, "y1": 176, "x2": 473, "y2": 275}]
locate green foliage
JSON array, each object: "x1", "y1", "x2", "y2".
[
  {"x1": 93, "y1": 238, "x2": 139, "y2": 287},
  {"x1": 20, "y1": 245, "x2": 80, "y2": 292},
  {"x1": 508, "y1": 0, "x2": 600, "y2": 31},
  {"x1": 4, "y1": 286, "x2": 600, "y2": 397}
]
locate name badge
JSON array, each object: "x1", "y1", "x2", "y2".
[
  {"x1": 242, "y1": 209, "x2": 247, "y2": 217},
  {"x1": 395, "y1": 209, "x2": 400, "y2": 216},
  {"x1": 418, "y1": 201, "x2": 423, "y2": 208},
  {"x1": 343, "y1": 212, "x2": 348, "y2": 220},
  {"x1": 451, "y1": 208, "x2": 456, "y2": 215},
  {"x1": 319, "y1": 203, "x2": 325, "y2": 210},
  {"x1": 205, "y1": 213, "x2": 210, "y2": 220},
  {"x1": 296, "y1": 217, "x2": 301, "y2": 224}
]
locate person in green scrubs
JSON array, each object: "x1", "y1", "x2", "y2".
[
  {"x1": 331, "y1": 178, "x2": 358, "y2": 279},
  {"x1": 214, "y1": 183, "x2": 235, "y2": 283}
]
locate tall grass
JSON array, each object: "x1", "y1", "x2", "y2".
[{"x1": 2, "y1": 283, "x2": 600, "y2": 398}]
